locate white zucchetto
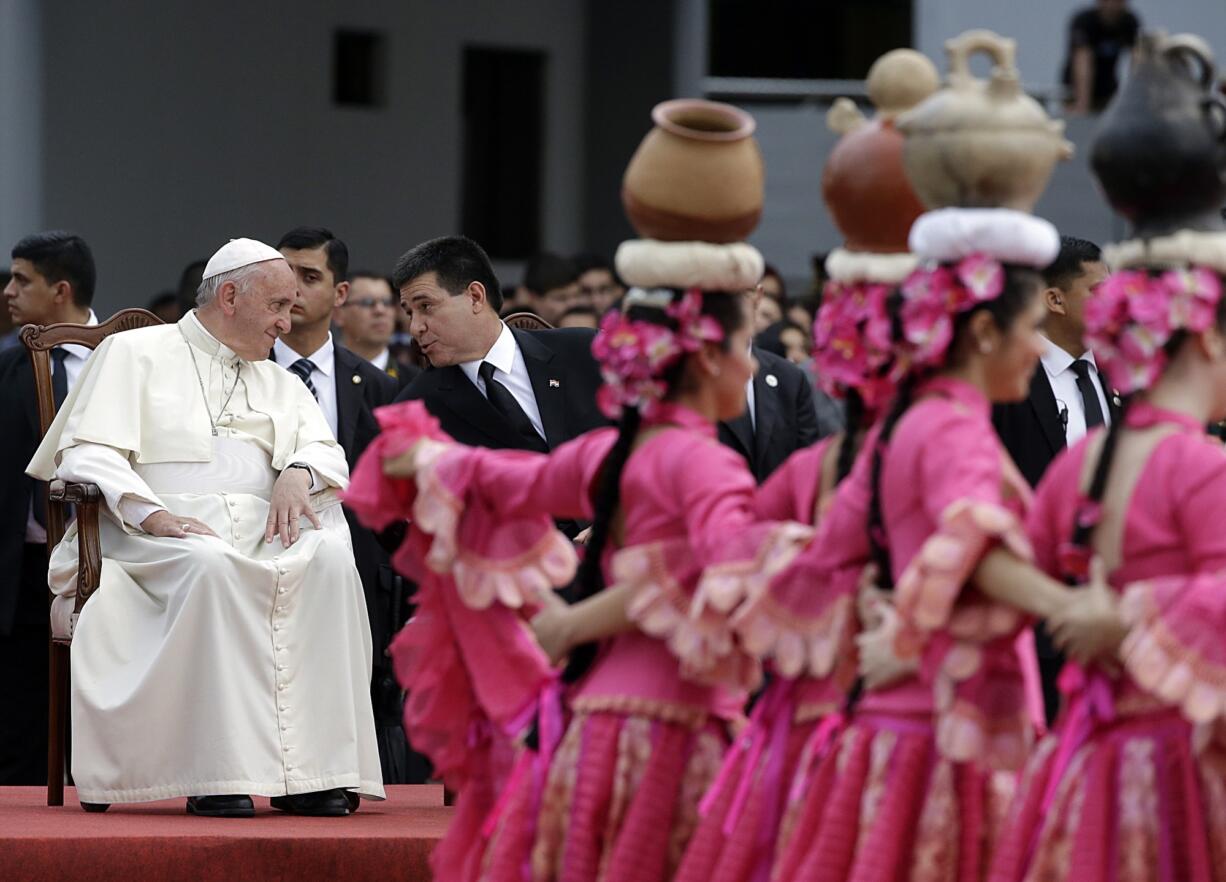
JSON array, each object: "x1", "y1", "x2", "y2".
[{"x1": 201, "y1": 238, "x2": 286, "y2": 280}]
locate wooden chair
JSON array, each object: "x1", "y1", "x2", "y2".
[
  {"x1": 20, "y1": 308, "x2": 163, "y2": 806},
  {"x1": 405, "y1": 311, "x2": 553, "y2": 369}
]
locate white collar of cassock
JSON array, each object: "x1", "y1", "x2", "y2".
[{"x1": 182, "y1": 311, "x2": 243, "y2": 366}]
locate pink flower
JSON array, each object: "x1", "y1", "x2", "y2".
[
  {"x1": 1087, "y1": 266, "x2": 1224, "y2": 395},
  {"x1": 591, "y1": 289, "x2": 726, "y2": 416},
  {"x1": 955, "y1": 254, "x2": 1005, "y2": 303}
]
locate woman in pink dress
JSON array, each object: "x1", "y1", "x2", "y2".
[
  {"x1": 987, "y1": 260, "x2": 1226, "y2": 880},
  {"x1": 734, "y1": 209, "x2": 1098, "y2": 882},
  {"x1": 674, "y1": 269, "x2": 902, "y2": 882},
  {"x1": 362, "y1": 268, "x2": 811, "y2": 881}
]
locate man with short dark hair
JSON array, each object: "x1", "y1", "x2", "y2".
[
  {"x1": 993, "y1": 234, "x2": 1114, "y2": 726},
  {"x1": 273, "y1": 227, "x2": 404, "y2": 781},
  {"x1": 0, "y1": 231, "x2": 98, "y2": 784},
  {"x1": 393, "y1": 236, "x2": 605, "y2": 528},
  {"x1": 994, "y1": 236, "x2": 1113, "y2": 487},
  {"x1": 517, "y1": 252, "x2": 581, "y2": 324}
]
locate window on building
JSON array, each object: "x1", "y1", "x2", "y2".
[
  {"x1": 333, "y1": 29, "x2": 387, "y2": 108},
  {"x1": 708, "y1": 0, "x2": 913, "y2": 80},
  {"x1": 461, "y1": 46, "x2": 546, "y2": 260}
]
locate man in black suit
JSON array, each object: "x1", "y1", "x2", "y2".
[
  {"x1": 994, "y1": 237, "x2": 1114, "y2": 485},
  {"x1": 993, "y1": 235, "x2": 1114, "y2": 724},
  {"x1": 271, "y1": 227, "x2": 410, "y2": 780},
  {"x1": 0, "y1": 231, "x2": 98, "y2": 784},
  {"x1": 719, "y1": 287, "x2": 821, "y2": 483},
  {"x1": 392, "y1": 236, "x2": 606, "y2": 512}
]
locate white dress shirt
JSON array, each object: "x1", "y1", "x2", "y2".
[
  {"x1": 459, "y1": 323, "x2": 547, "y2": 442},
  {"x1": 1040, "y1": 334, "x2": 1111, "y2": 446},
  {"x1": 26, "y1": 309, "x2": 98, "y2": 545},
  {"x1": 274, "y1": 334, "x2": 338, "y2": 439},
  {"x1": 370, "y1": 348, "x2": 391, "y2": 371},
  {"x1": 744, "y1": 345, "x2": 757, "y2": 433}
]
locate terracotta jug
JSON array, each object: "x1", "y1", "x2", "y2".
[
  {"x1": 897, "y1": 30, "x2": 1073, "y2": 211},
  {"x1": 822, "y1": 49, "x2": 938, "y2": 253},
  {"x1": 1091, "y1": 32, "x2": 1226, "y2": 237},
  {"x1": 622, "y1": 99, "x2": 765, "y2": 243}
]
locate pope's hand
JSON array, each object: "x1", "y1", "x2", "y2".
[
  {"x1": 141, "y1": 510, "x2": 219, "y2": 539},
  {"x1": 265, "y1": 467, "x2": 322, "y2": 548}
]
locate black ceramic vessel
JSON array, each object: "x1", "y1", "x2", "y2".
[{"x1": 1091, "y1": 32, "x2": 1226, "y2": 238}]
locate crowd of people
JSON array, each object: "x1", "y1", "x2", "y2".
[{"x1": 3, "y1": 9, "x2": 1225, "y2": 882}]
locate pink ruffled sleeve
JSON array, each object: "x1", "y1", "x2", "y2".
[
  {"x1": 890, "y1": 404, "x2": 1037, "y2": 769},
  {"x1": 619, "y1": 432, "x2": 814, "y2": 690},
  {"x1": 344, "y1": 403, "x2": 565, "y2": 791},
  {"x1": 753, "y1": 440, "x2": 832, "y2": 524},
  {"x1": 346, "y1": 400, "x2": 616, "y2": 611},
  {"x1": 1117, "y1": 439, "x2": 1226, "y2": 724},
  {"x1": 894, "y1": 404, "x2": 1032, "y2": 643},
  {"x1": 1120, "y1": 572, "x2": 1226, "y2": 724},
  {"x1": 728, "y1": 430, "x2": 877, "y2": 681}
]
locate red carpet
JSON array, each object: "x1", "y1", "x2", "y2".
[{"x1": 0, "y1": 785, "x2": 452, "y2": 882}]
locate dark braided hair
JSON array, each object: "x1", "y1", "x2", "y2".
[
  {"x1": 834, "y1": 389, "x2": 865, "y2": 483},
  {"x1": 561, "y1": 289, "x2": 748, "y2": 684}
]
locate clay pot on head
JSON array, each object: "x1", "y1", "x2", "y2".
[
  {"x1": 622, "y1": 99, "x2": 765, "y2": 243},
  {"x1": 897, "y1": 30, "x2": 1074, "y2": 212},
  {"x1": 1091, "y1": 32, "x2": 1226, "y2": 238},
  {"x1": 822, "y1": 49, "x2": 938, "y2": 253}
]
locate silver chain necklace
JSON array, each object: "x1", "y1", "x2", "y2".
[{"x1": 180, "y1": 325, "x2": 242, "y2": 436}]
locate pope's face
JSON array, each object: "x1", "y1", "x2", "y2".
[{"x1": 229, "y1": 261, "x2": 296, "y2": 359}]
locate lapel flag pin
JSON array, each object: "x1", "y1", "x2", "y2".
[
  {"x1": 765, "y1": 374, "x2": 779, "y2": 388},
  {"x1": 549, "y1": 379, "x2": 560, "y2": 388},
  {"x1": 352, "y1": 375, "x2": 362, "y2": 385}
]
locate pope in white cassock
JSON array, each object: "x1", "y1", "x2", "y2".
[{"x1": 26, "y1": 239, "x2": 384, "y2": 817}]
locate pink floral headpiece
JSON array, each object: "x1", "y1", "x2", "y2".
[
  {"x1": 1085, "y1": 267, "x2": 1222, "y2": 395},
  {"x1": 591, "y1": 288, "x2": 725, "y2": 418},
  {"x1": 893, "y1": 253, "x2": 1005, "y2": 376},
  {"x1": 812, "y1": 279, "x2": 897, "y2": 410}
]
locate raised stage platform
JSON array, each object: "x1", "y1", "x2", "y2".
[{"x1": 0, "y1": 785, "x2": 452, "y2": 882}]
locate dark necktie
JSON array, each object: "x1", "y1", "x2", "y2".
[
  {"x1": 1071, "y1": 358, "x2": 1105, "y2": 429},
  {"x1": 478, "y1": 361, "x2": 547, "y2": 452},
  {"x1": 51, "y1": 347, "x2": 69, "y2": 409},
  {"x1": 34, "y1": 349, "x2": 71, "y2": 529},
  {"x1": 288, "y1": 357, "x2": 318, "y2": 400}
]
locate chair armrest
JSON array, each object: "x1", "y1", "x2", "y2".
[
  {"x1": 48, "y1": 480, "x2": 104, "y2": 613},
  {"x1": 48, "y1": 479, "x2": 102, "y2": 505}
]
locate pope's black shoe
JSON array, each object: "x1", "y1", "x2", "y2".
[
  {"x1": 186, "y1": 795, "x2": 255, "y2": 817},
  {"x1": 269, "y1": 788, "x2": 351, "y2": 817}
]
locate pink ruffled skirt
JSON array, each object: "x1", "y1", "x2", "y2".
[
  {"x1": 988, "y1": 708, "x2": 1226, "y2": 882},
  {"x1": 771, "y1": 710, "x2": 1017, "y2": 882},
  {"x1": 476, "y1": 705, "x2": 730, "y2": 882},
  {"x1": 674, "y1": 679, "x2": 842, "y2": 882}
]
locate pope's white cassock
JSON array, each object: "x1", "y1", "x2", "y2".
[{"x1": 27, "y1": 312, "x2": 385, "y2": 804}]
